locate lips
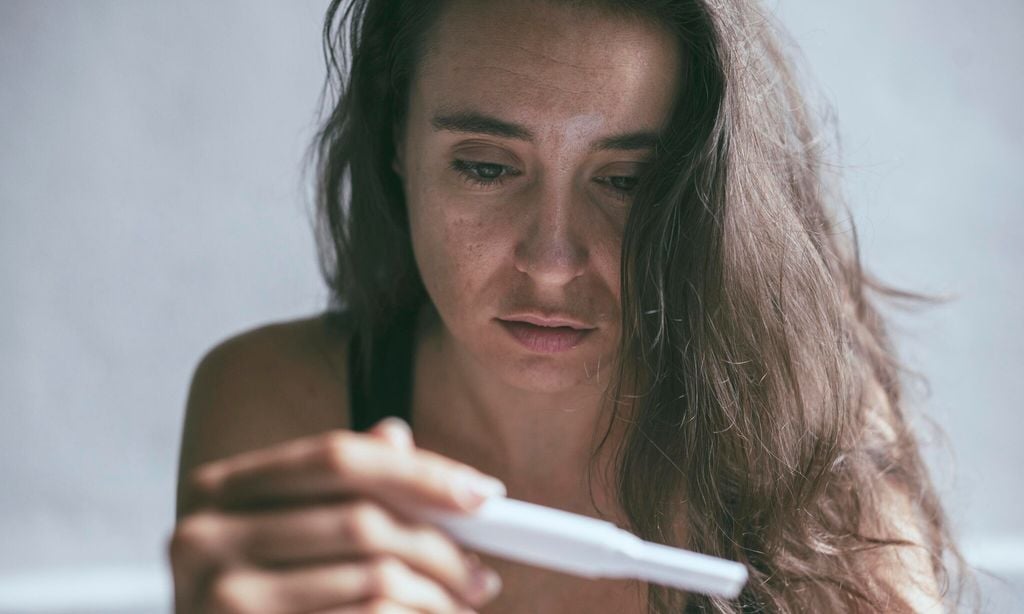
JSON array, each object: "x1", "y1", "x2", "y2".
[{"x1": 497, "y1": 317, "x2": 595, "y2": 353}]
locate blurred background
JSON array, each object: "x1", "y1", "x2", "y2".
[{"x1": 1, "y1": 1, "x2": 1020, "y2": 611}]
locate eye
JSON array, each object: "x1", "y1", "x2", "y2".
[
  {"x1": 450, "y1": 159, "x2": 520, "y2": 187},
  {"x1": 594, "y1": 175, "x2": 640, "y2": 200}
]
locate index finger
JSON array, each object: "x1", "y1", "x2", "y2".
[{"x1": 186, "y1": 430, "x2": 506, "y2": 513}]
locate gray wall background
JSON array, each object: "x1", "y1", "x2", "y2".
[{"x1": 1, "y1": 1, "x2": 1020, "y2": 611}]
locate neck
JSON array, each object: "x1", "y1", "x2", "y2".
[{"x1": 413, "y1": 306, "x2": 633, "y2": 517}]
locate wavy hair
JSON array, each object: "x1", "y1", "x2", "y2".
[{"x1": 310, "y1": 0, "x2": 973, "y2": 611}]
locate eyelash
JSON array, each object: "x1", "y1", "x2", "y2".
[
  {"x1": 450, "y1": 160, "x2": 518, "y2": 188},
  {"x1": 450, "y1": 159, "x2": 639, "y2": 201}
]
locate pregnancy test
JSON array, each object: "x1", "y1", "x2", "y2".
[{"x1": 413, "y1": 496, "x2": 748, "y2": 599}]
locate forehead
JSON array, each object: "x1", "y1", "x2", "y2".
[{"x1": 412, "y1": 0, "x2": 680, "y2": 135}]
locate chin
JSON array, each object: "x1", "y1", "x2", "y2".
[{"x1": 501, "y1": 354, "x2": 596, "y2": 393}]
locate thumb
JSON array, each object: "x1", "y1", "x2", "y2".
[{"x1": 369, "y1": 417, "x2": 415, "y2": 452}]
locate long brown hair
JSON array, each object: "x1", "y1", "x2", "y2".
[{"x1": 311, "y1": 0, "x2": 974, "y2": 611}]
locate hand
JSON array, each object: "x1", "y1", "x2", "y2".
[{"x1": 169, "y1": 419, "x2": 505, "y2": 613}]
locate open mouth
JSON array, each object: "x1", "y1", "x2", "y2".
[{"x1": 497, "y1": 319, "x2": 594, "y2": 353}]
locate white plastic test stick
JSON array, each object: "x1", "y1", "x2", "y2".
[{"x1": 415, "y1": 496, "x2": 748, "y2": 599}]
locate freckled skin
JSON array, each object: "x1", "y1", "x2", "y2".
[{"x1": 396, "y1": 0, "x2": 680, "y2": 395}]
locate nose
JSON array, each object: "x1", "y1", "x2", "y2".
[{"x1": 512, "y1": 183, "x2": 588, "y2": 286}]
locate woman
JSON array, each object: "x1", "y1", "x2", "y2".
[{"x1": 170, "y1": 0, "x2": 971, "y2": 611}]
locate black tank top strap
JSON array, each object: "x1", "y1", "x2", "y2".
[{"x1": 347, "y1": 306, "x2": 418, "y2": 432}]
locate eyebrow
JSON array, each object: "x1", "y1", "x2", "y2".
[
  {"x1": 430, "y1": 110, "x2": 660, "y2": 152},
  {"x1": 432, "y1": 111, "x2": 533, "y2": 141}
]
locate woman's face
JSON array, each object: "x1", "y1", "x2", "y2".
[{"x1": 397, "y1": 0, "x2": 679, "y2": 393}]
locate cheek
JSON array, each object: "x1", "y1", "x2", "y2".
[
  {"x1": 595, "y1": 233, "x2": 623, "y2": 314},
  {"x1": 409, "y1": 190, "x2": 510, "y2": 311}
]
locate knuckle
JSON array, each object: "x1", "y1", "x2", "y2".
[
  {"x1": 207, "y1": 570, "x2": 259, "y2": 614},
  {"x1": 169, "y1": 512, "x2": 222, "y2": 560},
  {"x1": 187, "y1": 463, "x2": 222, "y2": 499},
  {"x1": 412, "y1": 524, "x2": 462, "y2": 564},
  {"x1": 366, "y1": 556, "x2": 406, "y2": 597},
  {"x1": 428, "y1": 535, "x2": 475, "y2": 586},
  {"x1": 322, "y1": 431, "x2": 359, "y2": 476},
  {"x1": 342, "y1": 501, "x2": 390, "y2": 550}
]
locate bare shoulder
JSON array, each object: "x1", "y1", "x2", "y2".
[{"x1": 175, "y1": 313, "x2": 352, "y2": 516}]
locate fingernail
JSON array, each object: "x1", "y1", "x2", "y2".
[
  {"x1": 466, "y1": 566, "x2": 502, "y2": 606},
  {"x1": 452, "y1": 470, "x2": 506, "y2": 509}
]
